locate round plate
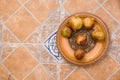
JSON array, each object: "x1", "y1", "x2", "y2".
[{"x1": 56, "y1": 13, "x2": 110, "y2": 65}]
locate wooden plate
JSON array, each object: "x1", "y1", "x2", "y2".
[{"x1": 56, "y1": 13, "x2": 110, "y2": 65}]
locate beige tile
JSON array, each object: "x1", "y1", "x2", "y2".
[
  {"x1": 60, "y1": 9, "x2": 70, "y2": 23},
  {"x1": 0, "y1": 25, "x2": 2, "y2": 42},
  {"x1": 0, "y1": 25, "x2": 2, "y2": 31},
  {"x1": 25, "y1": 44, "x2": 57, "y2": 63},
  {"x1": 2, "y1": 28, "x2": 19, "y2": 43},
  {"x1": 0, "y1": 64, "x2": 14, "y2": 80},
  {"x1": 64, "y1": 0, "x2": 99, "y2": 14},
  {"x1": 42, "y1": 64, "x2": 58, "y2": 79},
  {"x1": 60, "y1": 58, "x2": 71, "y2": 64},
  {"x1": 84, "y1": 55, "x2": 119, "y2": 80},
  {"x1": 45, "y1": 9, "x2": 60, "y2": 25},
  {"x1": 60, "y1": 64, "x2": 75, "y2": 80},
  {"x1": 0, "y1": 0, "x2": 20, "y2": 21},
  {"x1": 103, "y1": 0, "x2": 120, "y2": 22},
  {"x1": 110, "y1": 69, "x2": 120, "y2": 80},
  {"x1": 95, "y1": 8, "x2": 119, "y2": 33},
  {"x1": 5, "y1": 8, "x2": 39, "y2": 41},
  {"x1": 26, "y1": 0, "x2": 58, "y2": 23},
  {"x1": 25, "y1": 24, "x2": 58, "y2": 43},
  {"x1": 67, "y1": 68, "x2": 91, "y2": 80},
  {"x1": 3, "y1": 46, "x2": 38, "y2": 80},
  {"x1": 25, "y1": 64, "x2": 53, "y2": 80}
]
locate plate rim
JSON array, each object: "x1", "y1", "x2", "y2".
[{"x1": 56, "y1": 12, "x2": 110, "y2": 66}]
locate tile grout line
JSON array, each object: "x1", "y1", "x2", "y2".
[
  {"x1": 42, "y1": 42, "x2": 61, "y2": 62},
  {"x1": 4, "y1": 6, "x2": 22, "y2": 23},
  {"x1": 1, "y1": 63, "x2": 17, "y2": 80},
  {"x1": 0, "y1": 22, "x2": 2, "y2": 63},
  {"x1": 41, "y1": 30, "x2": 57, "y2": 45},
  {"x1": 40, "y1": 64, "x2": 56, "y2": 80},
  {"x1": 23, "y1": 64, "x2": 40, "y2": 80},
  {"x1": 23, "y1": 45, "x2": 42, "y2": 64},
  {"x1": 108, "y1": 54, "x2": 120, "y2": 65},
  {"x1": 1, "y1": 44, "x2": 20, "y2": 63},
  {"x1": 64, "y1": 67, "x2": 77, "y2": 80},
  {"x1": 1, "y1": 22, "x2": 21, "y2": 42},
  {"x1": 101, "y1": 6, "x2": 120, "y2": 25},
  {"x1": 57, "y1": 62, "x2": 60, "y2": 80},
  {"x1": 1, "y1": 42, "x2": 42, "y2": 45},
  {"x1": 23, "y1": 8, "x2": 60, "y2": 43},
  {"x1": 106, "y1": 67, "x2": 120, "y2": 80},
  {"x1": 18, "y1": 0, "x2": 61, "y2": 42},
  {"x1": 4, "y1": 0, "x2": 30, "y2": 23},
  {"x1": 23, "y1": 45, "x2": 56, "y2": 80},
  {"x1": 17, "y1": 0, "x2": 41, "y2": 42},
  {"x1": 23, "y1": 5, "x2": 40, "y2": 24},
  {"x1": 81, "y1": 67, "x2": 95, "y2": 80},
  {"x1": 95, "y1": 0, "x2": 120, "y2": 25}
]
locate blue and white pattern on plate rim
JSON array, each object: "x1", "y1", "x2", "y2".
[{"x1": 44, "y1": 31, "x2": 62, "y2": 61}]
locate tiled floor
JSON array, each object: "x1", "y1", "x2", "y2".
[{"x1": 0, "y1": 0, "x2": 120, "y2": 80}]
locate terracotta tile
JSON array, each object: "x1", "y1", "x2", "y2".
[
  {"x1": 98, "y1": 0, "x2": 105, "y2": 4},
  {"x1": 25, "y1": 24, "x2": 59, "y2": 43},
  {"x1": 84, "y1": 55, "x2": 119, "y2": 80},
  {"x1": 103, "y1": 0, "x2": 120, "y2": 22},
  {"x1": 63, "y1": 0, "x2": 99, "y2": 14},
  {"x1": 2, "y1": 28, "x2": 19, "y2": 43},
  {"x1": 67, "y1": 68, "x2": 91, "y2": 80},
  {"x1": 19, "y1": 0, "x2": 27, "y2": 3},
  {"x1": 42, "y1": 64, "x2": 58, "y2": 79},
  {"x1": 25, "y1": 64, "x2": 53, "y2": 80},
  {"x1": 95, "y1": 8, "x2": 119, "y2": 33},
  {"x1": 26, "y1": 0, "x2": 58, "y2": 23},
  {"x1": 3, "y1": 46, "x2": 38, "y2": 80},
  {"x1": 0, "y1": 0, "x2": 20, "y2": 21},
  {"x1": 5, "y1": 8, "x2": 39, "y2": 41},
  {"x1": 0, "y1": 64, "x2": 14, "y2": 80},
  {"x1": 25, "y1": 44, "x2": 57, "y2": 63},
  {"x1": 1, "y1": 43, "x2": 18, "y2": 60},
  {"x1": 110, "y1": 69, "x2": 120, "y2": 80},
  {"x1": 60, "y1": 64, "x2": 75, "y2": 80}
]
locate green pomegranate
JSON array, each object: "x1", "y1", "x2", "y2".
[
  {"x1": 92, "y1": 29, "x2": 105, "y2": 41},
  {"x1": 61, "y1": 26, "x2": 72, "y2": 38},
  {"x1": 83, "y1": 17, "x2": 95, "y2": 29},
  {"x1": 69, "y1": 17, "x2": 83, "y2": 31}
]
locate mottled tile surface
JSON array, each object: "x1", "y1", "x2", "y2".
[
  {"x1": 84, "y1": 55, "x2": 119, "y2": 80},
  {"x1": 0, "y1": 0, "x2": 20, "y2": 21},
  {"x1": 95, "y1": 8, "x2": 119, "y2": 33},
  {"x1": 103, "y1": 0, "x2": 120, "y2": 22},
  {"x1": 0, "y1": 64, "x2": 15, "y2": 80},
  {"x1": 66, "y1": 68, "x2": 91, "y2": 80},
  {"x1": 64, "y1": 0, "x2": 99, "y2": 13},
  {"x1": 25, "y1": 65, "x2": 53, "y2": 80},
  {"x1": 26, "y1": 0, "x2": 58, "y2": 23},
  {"x1": 5, "y1": 8, "x2": 39, "y2": 41},
  {"x1": 110, "y1": 69, "x2": 120, "y2": 80},
  {"x1": 3, "y1": 46, "x2": 38, "y2": 80},
  {"x1": 0, "y1": 0, "x2": 120, "y2": 80}
]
